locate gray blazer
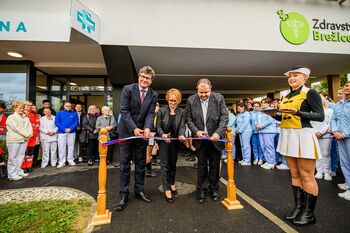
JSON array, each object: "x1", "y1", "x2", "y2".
[
  {"x1": 156, "y1": 106, "x2": 186, "y2": 137},
  {"x1": 96, "y1": 115, "x2": 117, "y2": 139},
  {"x1": 185, "y1": 92, "x2": 229, "y2": 151}
]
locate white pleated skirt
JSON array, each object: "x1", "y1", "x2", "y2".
[{"x1": 277, "y1": 128, "x2": 322, "y2": 160}]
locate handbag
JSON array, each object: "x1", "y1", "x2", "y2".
[
  {"x1": 108, "y1": 117, "x2": 119, "y2": 139},
  {"x1": 79, "y1": 129, "x2": 88, "y2": 143}
]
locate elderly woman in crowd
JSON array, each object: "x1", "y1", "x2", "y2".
[
  {"x1": 269, "y1": 66, "x2": 324, "y2": 225},
  {"x1": 82, "y1": 105, "x2": 99, "y2": 166},
  {"x1": 156, "y1": 88, "x2": 186, "y2": 203},
  {"x1": 6, "y1": 102, "x2": 33, "y2": 181},
  {"x1": 96, "y1": 106, "x2": 117, "y2": 164},
  {"x1": 39, "y1": 108, "x2": 58, "y2": 168},
  {"x1": 311, "y1": 94, "x2": 334, "y2": 181}
]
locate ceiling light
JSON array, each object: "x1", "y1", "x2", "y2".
[
  {"x1": 69, "y1": 82, "x2": 77, "y2": 86},
  {"x1": 7, "y1": 51, "x2": 23, "y2": 58}
]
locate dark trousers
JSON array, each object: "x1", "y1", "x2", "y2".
[
  {"x1": 107, "y1": 145, "x2": 114, "y2": 163},
  {"x1": 87, "y1": 139, "x2": 98, "y2": 161},
  {"x1": 159, "y1": 141, "x2": 178, "y2": 191},
  {"x1": 119, "y1": 138, "x2": 147, "y2": 197},
  {"x1": 197, "y1": 141, "x2": 221, "y2": 193}
]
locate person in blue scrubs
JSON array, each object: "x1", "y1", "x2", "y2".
[
  {"x1": 251, "y1": 102, "x2": 264, "y2": 165},
  {"x1": 236, "y1": 103, "x2": 252, "y2": 166},
  {"x1": 257, "y1": 98, "x2": 278, "y2": 170},
  {"x1": 330, "y1": 81, "x2": 350, "y2": 201}
]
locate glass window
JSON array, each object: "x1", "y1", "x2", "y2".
[
  {"x1": 0, "y1": 64, "x2": 27, "y2": 108},
  {"x1": 70, "y1": 78, "x2": 105, "y2": 92},
  {"x1": 35, "y1": 92, "x2": 48, "y2": 108},
  {"x1": 107, "y1": 79, "x2": 112, "y2": 92},
  {"x1": 52, "y1": 77, "x2": 67, "y2": 91},
  {"x1": 51, "y1": 95, "x2": 66, "y2": 112},
  {"x1": 36, "y1": 70, "x2": 47, "y2": 91},
  {"x1": 107, "y1": 94, "x2": 113, "y2": 113}
]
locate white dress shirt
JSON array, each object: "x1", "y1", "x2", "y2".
[{"x1": 201, "y1": 99, "x2": 209, "y2": 133}]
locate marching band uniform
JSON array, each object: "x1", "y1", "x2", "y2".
[{"x1": 275, "y1": 84, "x2": 324, "y2": 225}]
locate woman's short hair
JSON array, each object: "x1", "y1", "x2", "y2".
[
  {"x1": 253, "y1": 101, "x2": 261, "y2": 107},
  {"x1": 12, "y1": 101, "x2": 24, "y2": 110},
  {"x1": 237, "y1": 103, "x2": 245, "y2": 109},
  {"x1": 88, "y1": 105, "x2": 97, "y2": 113},
  {"x1": 166, "y1": 88, "x2": 182, "y2": 104},
  {"x1": 101, "y1": 106, "x2": 110, "y2": 113},
  {"x1": 23, "y1": 101, "x2": 33, "y2": 107}
]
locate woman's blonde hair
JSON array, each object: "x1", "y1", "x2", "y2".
[
  {"x1": 166, "y1": 88, "x2": 182, "y2": 104},
  {"x1": 12, "y1": 101, "x2": 24, "y2": 110},
  {"x1": 88, "y1": 105, "x2": 97, "y2": 114}
]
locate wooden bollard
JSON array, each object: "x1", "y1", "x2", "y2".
[
  {"x1": 91, "y1": 128, "x2": 112, "y2": 226},
  {"x1": 221, "y1": 127, "x2": 243, "y2": 210}
]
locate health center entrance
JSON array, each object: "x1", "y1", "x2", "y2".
[{"x1": 49, "y1": 76, "x2": 113, "y2": 113}]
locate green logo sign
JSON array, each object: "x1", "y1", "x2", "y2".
[{"x1": 277, "y1": 10, "x2": 310, "y2": 45}]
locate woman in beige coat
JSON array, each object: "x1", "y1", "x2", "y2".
[{"x1": 6, "y1": 102, "x2": 33, "y2": 181}]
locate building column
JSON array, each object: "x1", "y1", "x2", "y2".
[
  {"x1": 327, "y1": 74, "x2": 341, "y2": 102},
  {"x1": 274, "y1": 91, "x2": 280, "y2": 99}
]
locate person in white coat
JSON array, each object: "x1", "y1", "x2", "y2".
[
  {"x1": 311, "y1": 94, "x2": 334, "y2": 181},
  {"x1": 6, "y1": 102, "x2": 33, "y2": 181},
  {"x1": 40, "y1": 108, "x2": 58, "y2": 168}
]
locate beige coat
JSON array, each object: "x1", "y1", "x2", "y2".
[{"x1": 6, "y1": 112, "x2": 33, "y2": 143}]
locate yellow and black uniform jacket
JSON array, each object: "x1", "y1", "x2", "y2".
[{"x1": 275, "y1": 86, "x2": 324, "y2": 128}]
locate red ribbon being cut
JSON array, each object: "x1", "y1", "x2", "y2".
[{"x1": 102, "y1": 135, "x2": 233, "y2": 146}]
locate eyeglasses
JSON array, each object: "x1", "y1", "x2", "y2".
[{"x1": 139, "y1": 75, "x2": 152, "y2": 81}]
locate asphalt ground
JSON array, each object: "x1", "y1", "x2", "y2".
[{"x1": 0, "y1": 159, "x2": 349, "y2": 233}]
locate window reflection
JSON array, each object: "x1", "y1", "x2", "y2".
[{"x1": 0, "y1": 65, "x2": 27, "y2": 107}]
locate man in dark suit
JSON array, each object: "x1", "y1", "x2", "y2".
[
  {"x1": 186, "y1": 78, "x2": 228, "y2": 203},
  {"x1": 116, "y1": 66, "x2": 158, "y2": 211}
]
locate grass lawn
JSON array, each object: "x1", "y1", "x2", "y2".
[{"x1": 0, "y1": 199, "x2": 92, "y2": 233}]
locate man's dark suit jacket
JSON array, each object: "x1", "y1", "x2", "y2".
[
  {"x1": 186, "y1": 92, "x2": 228, "y2": 151},
  {"x1": 117, "y1": 83, "x2": 158, "y2": 138},
  {"x1": 156, "y1": 106, "x2": 186, "y2": 137}
]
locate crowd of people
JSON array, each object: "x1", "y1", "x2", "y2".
[
  {"x1": 0, "y1": 99, "x2": 117, "y2": 181},
  {"x1": 0, "y1": 65, "x2": 349, "y2": 226}
]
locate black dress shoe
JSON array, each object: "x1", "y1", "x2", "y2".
[
  {"x1": 115, "y1": 196, "x2": 128, "y2": 211},
  {"x1": 164, "y1": 191, "x2": 174, "y2": 203},
  {"x1": 146, "y1": 171, "x2": 159, "y2": 178},
  {"x1": 211, "y1": 191, "x2": 220, "y2": 201},
  {"x1": 171, "y1": 189, "x2": 178, "y2": 196},
  {"x1": 135, "y1": 192, "x2": 152, "y2": 203},
  {"x1": 196, "y1": 191, "x2": 206, "y2": 203}
]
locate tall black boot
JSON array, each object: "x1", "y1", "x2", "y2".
[
  {"x1": 293, "y1": 191, "x2": 317, "y2": 226},
  {"x1": 284, "y1": 185, "x2": 304, "y2": 221}
]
